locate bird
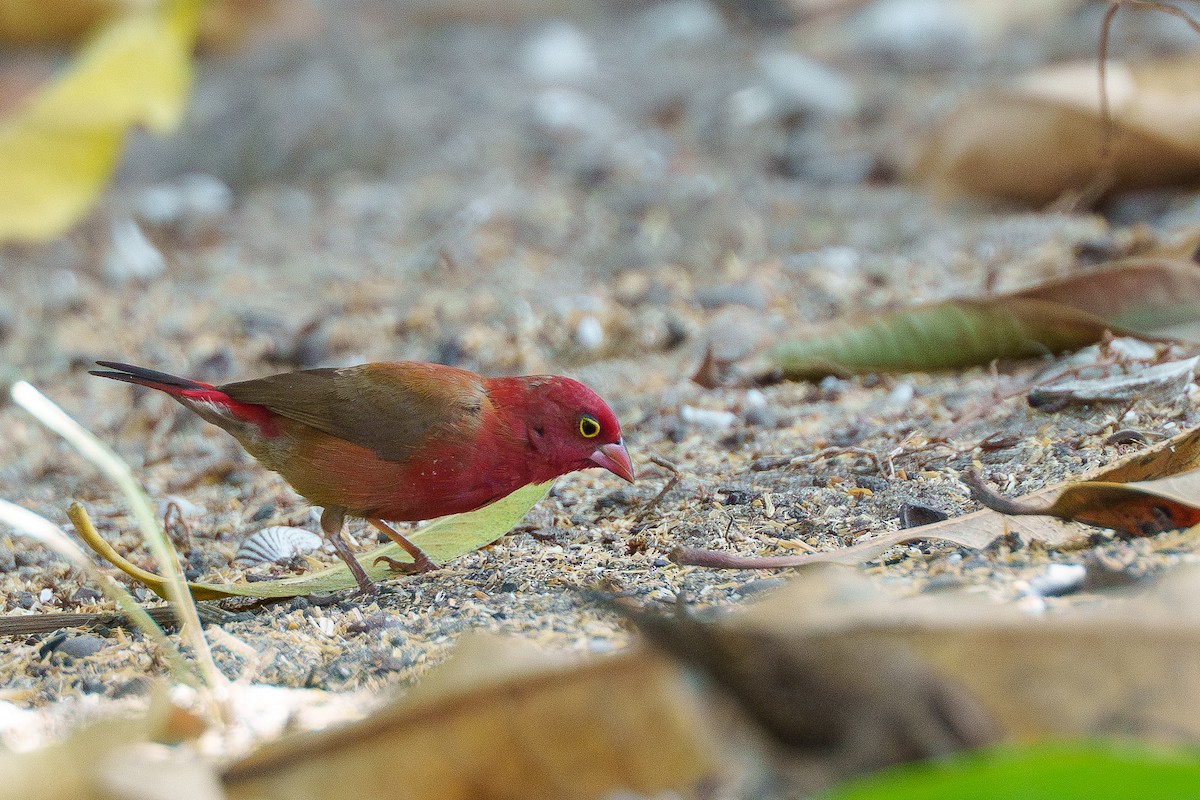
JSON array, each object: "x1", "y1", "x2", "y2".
[{"x1": 90, "y1": 360, "x2": 634, "y2": 593}]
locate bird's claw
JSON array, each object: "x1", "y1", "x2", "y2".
[{"x1": 372, "y1": 554, "x2": 439, "y2": 575}]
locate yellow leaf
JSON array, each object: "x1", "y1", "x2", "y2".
[{"x1": 0, "y1": 0, "x2": 201, "y2": 242}]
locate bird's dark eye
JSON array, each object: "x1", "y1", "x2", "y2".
[{"x1": 579, "y1": 414, "x2": 601, "y2": 438}]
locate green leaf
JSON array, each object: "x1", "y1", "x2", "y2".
[
  {"x1": 772, "y1": 298, "x2": 1121, "y2": 380},
  {"x1": 73, "y1": 481, "x2": 554, "y2": 600},
  {"x1": 823, "y1": 742, "x2": 1200, "y2": 800}
]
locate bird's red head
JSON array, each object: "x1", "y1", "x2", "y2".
[{"x1": 512, "y1": 376, "x2": 634, "y2": 485}]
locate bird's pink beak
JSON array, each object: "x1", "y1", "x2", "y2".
[{"x1": 590, "y1": 440, "x2": 634, "y2": 483}]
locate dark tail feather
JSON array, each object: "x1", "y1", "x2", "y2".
[{"x1": 89, "y1": 361, "x2": 211, "y2": 394}]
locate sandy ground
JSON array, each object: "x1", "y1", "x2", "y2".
[{"x1": 2, "y1": 0, "x2": 1200, "y2": 758}]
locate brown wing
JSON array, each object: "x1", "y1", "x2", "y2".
[{"x1": 219, "y1": 362, "x2": 486, "y2": 461}]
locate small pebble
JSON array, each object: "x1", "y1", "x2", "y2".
[
  {"x1": 887, "y1": 382, "x2": 915, "y2": 406},
  {"x1": 695, "y1": 283, "x2": 767, "y2": 311},
  {"x1": 103, "y1": 219, "x2": 166, "y2": 284},
  {"x1": 900, "y1": 503, "x2": 949, "y2": 528},
  {"x1": 756, "y1": 51, "x2": 858, "y2": 120},
  {"x1": 55, "y1": 635, "x2": 106, "y2": 659},
  {"x1": 851, "y1": 0, "x2": 980, "y2": 71},
  {"x1": 532, "y1": 88, "x2": 615, "y2": 138},
  {"x1": 681, "y1": 405, "x2": 736, "y2": 429},
  {"x1": 636, "y1": 0, "x2": 725, "y2": 48},
  {"x1": 70, "y1": 587, "x2": 103, "y2": 605},
  {"x1": 1027, "y1": 564, "x2": 1087, "y2": 598},
  {"x1": 137, "y1": 174, "x2": 233, "y2": 227},
  {"x1": 520, "y1": 22, "x2": 596, "y2": 84}
]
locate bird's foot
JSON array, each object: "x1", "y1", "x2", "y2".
[
  {"x1": 367, "y1": 518, "x2": 440, "y2": 576},
  {"x1": 372, "y1": 553, "x2": 439, "y2": 575}
]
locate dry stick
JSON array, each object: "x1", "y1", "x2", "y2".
[
  {"x1": 960, "y1": 469, "x2": 1036, "y2": 516},
  {"x1": 1055, "y1": 1, "x2": 1200, "y2": 211},
  {"x1": 0, "y1": 606, "x2": 183, "y2": 638},
  {"x1": 670, "y1": 546, "x2": 820, "y2": 570}
]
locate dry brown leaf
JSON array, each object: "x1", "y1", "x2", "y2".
[
  {"x1": 967, "y1": 467, "x2": 1200, "y2": 537},
  {"x1": 1028, "y1": 355, "x2": 1197, "y2": 408},
  {"x1": 912, "y1": 57, "x2": 1200, "y2": 205},
  {"x1": 736, "y1": 566, "x2": 1200, "y2": 743},
  {"x1": 223, "y1": 635, "x2": 714, "y2": 800}
]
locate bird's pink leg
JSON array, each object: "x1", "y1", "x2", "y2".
[{"x1": 321, "y1": 506, "x2": 376, "y2": 594}]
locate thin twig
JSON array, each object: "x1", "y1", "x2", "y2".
[
  {"x1": 1097, "y1": 1, "x2": 1200, "y2": 176},
  {"x1": 669, "y1": 546, "x2": 816, "y2": 570},
  {"x1": 752, "y1": 446, "x2": 884, "y2": 473},
  {"x1": 630, "y1": 455, "x2": 681, "y2": 530}
]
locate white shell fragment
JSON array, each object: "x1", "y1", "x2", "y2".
[
  {"x1": 234, "y1": 526, "x2": 323, "y2": 567},
  {"x1": 1026, "y1": 564, "x2": 1088, "y2": 598},
  {"x1": 1030, "y1": 356, "x2": 1198, "y2": 409}
]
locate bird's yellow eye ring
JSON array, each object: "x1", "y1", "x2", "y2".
[{"x1": 579, "y1": 415, "x2": 601, "y2": 438}]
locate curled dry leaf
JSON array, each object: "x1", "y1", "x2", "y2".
[
  {"x1": 911, "y1": 57, "x2": 1200, "y2": 205},
  {"x1": 964, "y1": 468, "x2": 1200, "y2": 538},
  {"x1": 1015, "y1": 257, "x2": 1200, "y2": 336}
]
